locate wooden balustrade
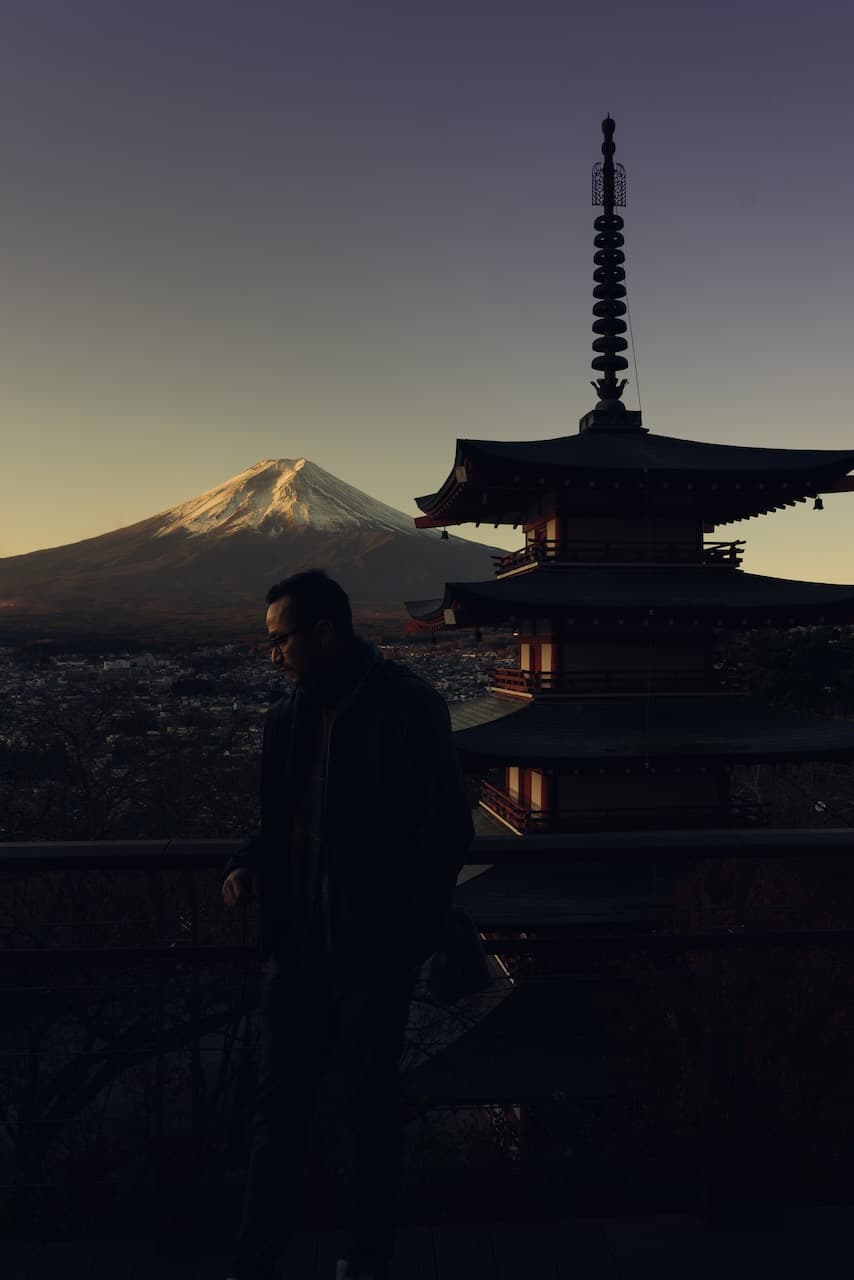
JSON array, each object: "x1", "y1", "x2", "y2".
[
  {"x1": 491, "y1": 539, "x2": 745, "y2": 576},
  {"x1": 479, "y1": 780, "x2": 766, "y2": 834},
  {"x1": 703, "y1": 540, "x2": 746, "y2": 566},
  {"x1": 486, "y1": 667, "x2": 734, "y2": 695}
]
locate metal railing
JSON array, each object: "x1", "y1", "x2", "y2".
[{"x1": 2, "y1": 831, "x2": 853, "y2": 1232}]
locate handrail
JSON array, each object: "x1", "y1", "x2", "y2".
[
  {"x1": 4, "y1": 830, "x2": 854, "y2": 1226},
  {"x1": 3, "y1": 828, "x2": 853, "y2": 868},
  {"x1": 3, "y1": 928, "x2": 854, "y2": 966}
]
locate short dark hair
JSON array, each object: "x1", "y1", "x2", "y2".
[{"x1": 265, "y1": 569, "x2": 354, "y2": 639}]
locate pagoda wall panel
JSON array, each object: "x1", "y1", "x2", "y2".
[
  {"x1": 507, "y1": 766, "x2": 520, "y2": 800},
  {"x1": 560, "y1": 639, "x2": 705, "y2": 673},
  {"x1": 555, "y1": 770, "x2": 721, "y2": 811},
  {"x1": 523, "y1": 516, "x2": 560, "y2": 542},
  {"x1": 562, "y1": 514, "x2": 701, "y2": 559},
  {"x1": 521, "y1": 490, "x2": 558, "y2": 525},
  {"x1": 519, "y1": 617, "x2": 555, "y2": 637}
]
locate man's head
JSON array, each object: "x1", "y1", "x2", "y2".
[{"x1": 265, "y1": 569, "x2": 354, "y2": 684}]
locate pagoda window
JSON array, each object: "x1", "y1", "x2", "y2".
[
  {"x1": 540, "y1": 642, "x2": 554, "y2": 674},
  {"x1": 507, "y1": 766, "x2": 520, "y2": 800},
  {"x1": 519, "y1": 642, "x2": 545, "y2": 676},
  {"x1": 530, "y1": 770, "x2": 542, "y2": 810},
  {"x1": 530, "y1": 769, "x2": 551, "y2": 811}
]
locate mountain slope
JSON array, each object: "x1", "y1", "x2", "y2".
[{"x1": 0, "y1": 457, "x2": 500, "y2": 640}]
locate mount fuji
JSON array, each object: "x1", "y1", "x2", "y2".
[
  {"x1": 153, "y1": 456, "x2": 434, "y2": 540},
  {"x1": 0, "y1": 458, "x2": 499, "y2": 642}
]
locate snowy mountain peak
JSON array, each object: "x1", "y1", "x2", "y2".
[{"x1": 153, "y1": 457, "x2": 421, "y2": 539}]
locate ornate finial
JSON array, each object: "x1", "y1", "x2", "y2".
[
  {"x1": 591, "y1": 115, "x2": 626, "y2": 212},
  {"x1": 580, "y1": 116, "x2": 644, "y2": 432}
]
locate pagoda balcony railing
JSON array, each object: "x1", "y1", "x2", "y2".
[
  {"x1": 1, "y1": 833, "x2": 853, "y2": 1233},
  {"x1": 479, "y1": 781, "x2": 766, "y2": 834},
  {"x1": 486, "y1": 667, "x2": 743, "y2": 696},
  {"x1": 492, "y1": 539, "x2": 745, "y2": 576},
  {"x1": 704, "y1": 540, "x2": 747, "y2": 566}
]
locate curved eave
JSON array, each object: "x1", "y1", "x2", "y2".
[
  {"x1": 406, "y1": 568, "x2": 854, "y2": 627},
  {"x1": 412, "y1": 434, "x2": 854, "y2": 528},
  {"x1": 414, "y1": 439, "x2": 468, "y2": 523},
  {"x1": 449, "y1": 694, "x2": 854, "y2": 767},
  {"x1": 403, "y1": 611, "x2": 446, "y2": 634},
  {"x1": 403, "y1": 597, "x2": 447, "y2": 628}
]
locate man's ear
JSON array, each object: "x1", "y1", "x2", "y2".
[{"x1": 316, "y1": 619, "x2": 334, "y2": 647}]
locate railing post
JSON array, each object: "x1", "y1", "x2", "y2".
[
  {"x1": 729, "y1": 871, "x2": 748, "y2": 1216},
  {"x1": 188, "y1": 869, "x2": 204, "y2": 1173},
  {"x1": 153, "y1": 967, "x2": 166, "y2": 1233},
  {"x1": 698, "y1": 884, "x2": 717, "y2": 1220}
]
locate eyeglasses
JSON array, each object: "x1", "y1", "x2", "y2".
[{"x1": 268, "y1": 628, "x2": 300, "y2": 656}]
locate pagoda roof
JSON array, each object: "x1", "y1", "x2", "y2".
[
  {"x1": 414, "y1": 433, "x2": 854, "y2": 527},
  {"x1": 405, "y1": 566, "x2": 854, "y2": 626},
  {"x1": 401, "y1": 974, "x2": 627, "y2": 1102},
  {"x1": 448, "y1": 693, "x2": 854, "y2": 767},
  {"x1": 454, "y1": 857, "x2": 670, "y2": 931}
]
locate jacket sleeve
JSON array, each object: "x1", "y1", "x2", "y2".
[
  {"x1": 220, "y1": 702, "x2": 277, "y2": 885},
  {"x1": 400, "y1": 681, "x2": 475, "y2": 953}
]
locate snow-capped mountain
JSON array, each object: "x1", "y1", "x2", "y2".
[
  {"x1": 153, "y1": 457, "x2": 424, "y2": 539},
  {"x1": 0, "y1": 457, "x2": 499, "y2": 642}
]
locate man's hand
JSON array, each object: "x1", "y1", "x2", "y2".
[{"x1": 222, "y1": 867, "x2": 254, "y2": 908}]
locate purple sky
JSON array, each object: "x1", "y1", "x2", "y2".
[{"x1": 2, "y1": 0, "x2": 853, "y2": 581}]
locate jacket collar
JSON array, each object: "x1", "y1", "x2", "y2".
[{"x1": 296, "y1": 635, "x2": 383, "y2": 711}]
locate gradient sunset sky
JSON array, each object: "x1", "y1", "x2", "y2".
[{"x1": 2, "y1": 0, "x2": 853, "y2": 581}]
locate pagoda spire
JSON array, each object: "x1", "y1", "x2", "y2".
[{"x1": 580, "y1": 115, "x2": 645, "y2": 433}]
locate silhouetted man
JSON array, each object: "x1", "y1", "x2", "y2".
[{"x1": 221, "y1": 569, "x2": 474, "y2": 1280}]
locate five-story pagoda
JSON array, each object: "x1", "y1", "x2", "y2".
[{"x1": 406, "y1": 117, "x2": 854, "y2": 836}]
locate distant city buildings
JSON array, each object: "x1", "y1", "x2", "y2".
[{"x1": 0, "y1": 637, "x2": 513, "y2": 839}]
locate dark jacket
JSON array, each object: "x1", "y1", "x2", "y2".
[{"x1": 221, "y1": 639, "x2": 475, "y2": 966}]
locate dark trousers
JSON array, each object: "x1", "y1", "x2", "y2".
[{"x1": 230, "y1": 923, "x2": 421, "y2": 1276}]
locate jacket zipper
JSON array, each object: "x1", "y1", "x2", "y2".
[{"x1": 314, "y1": 648, "x2": 382, "y2": 957}]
